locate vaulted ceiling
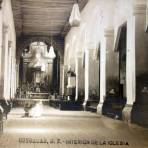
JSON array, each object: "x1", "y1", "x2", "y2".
[{"x1": 11, "y1": 0, "x2": 88, "y2": 37}]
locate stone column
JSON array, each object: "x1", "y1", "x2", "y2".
[
  {"x1": 59, "y1": 62, "x2": 64, "y2": 95},
  {"x1": 10, "y1": 58, "x2": 14, "y2": 99},
  {"x1": 97, "y1": 28, "x2": 119, "y2": 114},
  {"x1": 61, "y1": 66, "x2": 65, "y2": 95},
  {"x1": 23, "y1": 62, "x2": 28, "y2": 84},
  {"x1": 75, "y1": 54, "x2": 84, "y2": 101},
  {"x1": 122, "y1": 18, "x2": 136, "y2": 124},
  {"x1": 83, "y1": 43, "x2": 99, "y2": 109},
  {"x1": 11, "y1": 58, "x2": 16, "y2": 99},
  {"x1": 12, "y1": 58, "x2": 15, "y2": 99},
  {"x1": 97, "y1": 40, "x2": 106, "y2": 113},
  {"x1": 63, "y1": 65, "x2": 68, "y2": 95},
  {"x1": 1, "y1": 26, "x2": 9, "y2": 99},
  {"x1": 131, "y1": 3, "x2": 148, "y2": 126},
  {"x1": 83, "y1": 48, "x2": 89, "y2": 108},
  {"x1": 0, "y1": 2, "x2": 3, "y2": 97},
  {"x1": 7, "y1": 41, "x2": 12, "y2": 99},
  {"x1": 13, "y1": 59, "x2": 17, "y2": 98},
  {"x1": 16, "y1": 63, "x2": 19, "y2": 89},
  {"x1": 105, "y1": 28, "x2": 119, "y2": 97},
  {"x1": 48, "y1": 60, "x2": 53, "y2": 92},
  {"x1": 75, "y1": 56, "x2": 80, "y2": 101},
  {"x1": 14, "y1": 59, "x2": 17, "y2": 98}
]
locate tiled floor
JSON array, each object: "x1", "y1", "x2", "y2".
[{"x1": 0, "y1": 105, "x2": 148, "y2": 148}]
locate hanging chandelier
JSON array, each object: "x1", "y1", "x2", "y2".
[
  {"x1": 69, "y1": 0, "x2": 81, "y2": 27},
  {"x1": 49, "y1": 45, "x2": 56, "y2": 59}
]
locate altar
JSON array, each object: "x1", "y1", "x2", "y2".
[
  {"x1": 27, "y1": 92, "x2": 50, "y2": 99},
  {"x1": 20, "y1": 41, "x2": 56, "y2": 99}
]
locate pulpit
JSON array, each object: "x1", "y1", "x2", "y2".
[{"x1": 66, "y1": 68, "x2": 76, "y2": 101}]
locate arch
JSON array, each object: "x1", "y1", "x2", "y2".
[{"x1": 17, "y1": 35, "x2": 64, "y2": 58}]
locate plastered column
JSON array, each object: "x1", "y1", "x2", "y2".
[
  {"x1": 23, "y1": 62, "x2": 28, "y2": 84},
  {"x1": 48, "y1": 60, "x2": 53, "y2": 92},
  {"x1": 10, "y1": 57, "x2": 15, "y2": 99},
  {"x1": 0, "y1": 1, "x2": 3, "y2": 97},
  {"x1": 105, "y1": 29, "x2": 119, "y2": 95},
  {"x1": 84, "y1": 48, "x2": 89, "y2": 106},
  {"x1": 131, "y1": 3, "x2": 148, "y2": 126},
  {"x1": 122, "y1": 17, "x2": 136, "y2": 124},
  {"x1": 11, "y1": 58, "x2": 17, "y2": 99},
  {"x1": 97, "y1": 28, "x2": 118, "y2": 114},
  {"x1": 75, "y1": 54, "x2": 84, "y2": 101},
  {"x1": 83, "y1": 44, "x2": 98, "y2": 109},
  {"x1": 7, "y1": 41, "x2": 12, "y2": 99},
  {"x1": 2, "y1": 25, "x2": 9, "y2": 99},
  {"x1": 59, "y1": 64, "x2": 64, "y2": 95},
  {"x1": 62, "y1": 65, "x2": 68, "y2": 96},
  {"x1": 61, "y1": 66, "x2": 65, "y2": 95}
]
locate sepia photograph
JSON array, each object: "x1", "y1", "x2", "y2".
[{"x1": 0, "y1": 0, "x2": 148, "y2": 148}]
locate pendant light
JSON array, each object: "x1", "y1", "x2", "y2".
[
  {"x1": 49, "y1": 36, "x2": 56, "y2": 59},
  {"x1": 48, "y1": 20, "x2": 56, "y2": 59},
  {"x1": 69, "y1": 0, "x2": 81, "y2": 27}
]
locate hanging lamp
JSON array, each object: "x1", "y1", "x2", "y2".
[
  {"x1": 69, "y1": 0, "x2": 81, "y2": 27},
  {"x1": 48, "y1": 36, "x2": 56, "y2": 59}
]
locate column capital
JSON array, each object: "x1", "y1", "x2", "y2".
[
  {"x1": 133, "y1": 4, "x2": 146, "y2": 15},
  {"x1": 104, "y1": 28, "x2": 114, "y2": 37}
]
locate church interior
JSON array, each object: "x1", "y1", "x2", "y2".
[{"x1": 0, "y1": 0, "x2": 148, "y2": 148}]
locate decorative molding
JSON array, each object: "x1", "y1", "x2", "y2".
[
  {"x1": 104, "y1": 28, "x2": 114, "y2": 37},
  {"x1": 133, "y1": 4, "x2": 146, "y2": 15}
]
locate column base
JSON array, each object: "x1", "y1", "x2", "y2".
[
  {"x1": 100, "y1": 95, "x2": 126, "y2": 119},
  {"x1": 83, "y1": 100, "x2": 88, "y2": 111},
  {"x1": 131, "y1": 102, "x2": 148, "y2": 127},
  {"x1": 97, "y1": 103, "x2": 103, "y2": 115},
  {"x1": 122, "y1": 104, "x2": 133, "y2": 124}
]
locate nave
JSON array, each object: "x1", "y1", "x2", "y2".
[
  {"x1": 0, "y1": 106, "x2": 148, "y2": 148},
  {"x1": 0, "y1": 0, "x2": 148, "y2": 147}
]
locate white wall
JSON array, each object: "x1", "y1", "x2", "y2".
[
  {"x1": 2, "y1": 0, "x2": 16, "y2": 53},
  {"x1": 0, "y1": 0, "x2": 17, "y2": 99},
  {"x1": 114, "y1": 0, "x2": 135, "y2": 104}
]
